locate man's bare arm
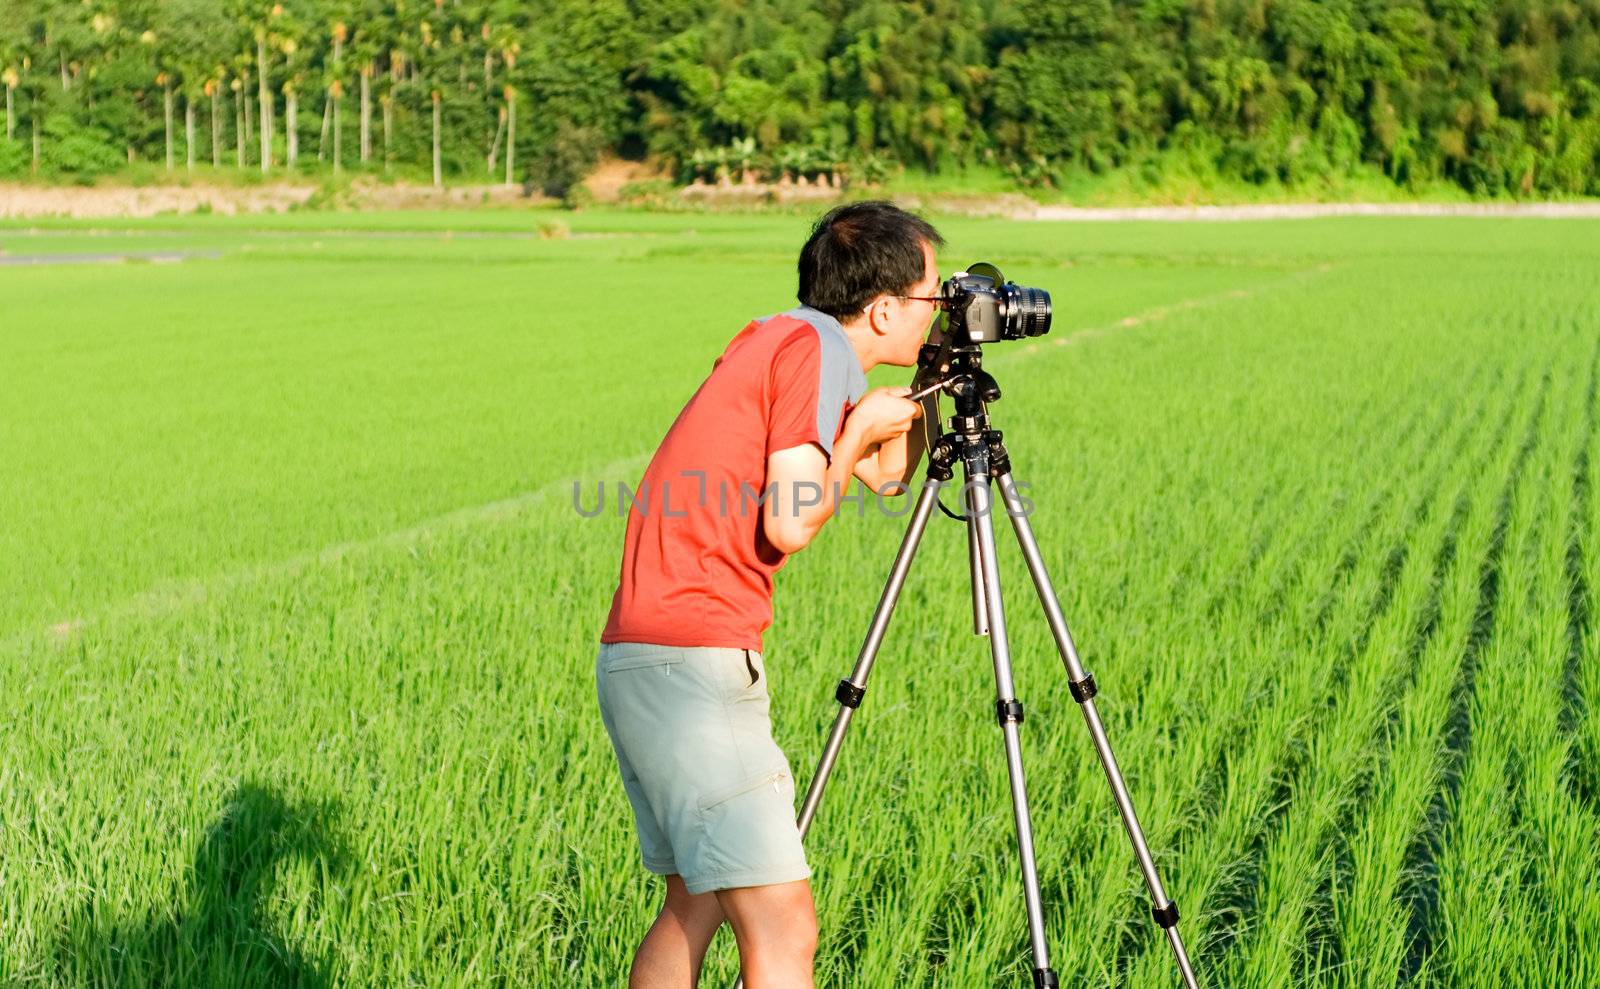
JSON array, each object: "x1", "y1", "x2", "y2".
[
  {"x1": 763, "y1": 423, "x2": 874, "y2": 555},
  {"x1": 861, "y1": 431, "x2": 909, "y2": 491},
  {"x1": 763, "y1": 387, "x2": 921, "y2": 554}
]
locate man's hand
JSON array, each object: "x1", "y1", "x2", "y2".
[
  {"x1": 848, "y1": 387, "x2": 921, "y2": 493},
  {"x1": 849, "y1": 387, "x2": 922, "y2": 445},
  {"x1": 761, "y1": 388, "x2": 921, "y2": 555}
]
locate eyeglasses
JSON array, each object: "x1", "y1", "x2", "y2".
[{"x1": 859, "y1": 294, "x2": 946, "y2": 316}]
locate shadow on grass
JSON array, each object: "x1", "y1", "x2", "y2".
[{"x1": 61, "y1": 781, "x2": 343, "y2": 988}]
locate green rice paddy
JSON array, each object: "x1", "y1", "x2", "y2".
[{"x1": 1, "y1": 208, "x2": 1596, "y2": 986}]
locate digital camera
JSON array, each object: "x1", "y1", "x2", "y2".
[{"x1": 937, "y1": 263, "x2": 1052, "y2": 345}]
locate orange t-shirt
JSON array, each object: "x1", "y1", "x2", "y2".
[{"x1": 600, "y1": 307, "x2": 868, "y2": 651}]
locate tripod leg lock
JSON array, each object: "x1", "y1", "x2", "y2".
[
  {"x1": 995, "y1": 699, "x2": 1025, "y2": 725},
  {"x1": 1032, "y1": 968, "x2": 1059, "y2": 988},
  {"x1": 835, "y1": 679, "x2": 866, "y2": 709},
  {"x1": 1068, "y1": 673, "x2": 1098, "y2": 703},
  {"x1": 1151, "y1": 900, "x2": 1180, "y2": 928}
]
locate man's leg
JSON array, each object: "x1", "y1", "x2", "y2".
[
  {"x1": 713, "y1": 878, "x2": 818, "y2": 989},
  {"x1": 631, "y1": 874, "x2": 727, "y2": 989}
]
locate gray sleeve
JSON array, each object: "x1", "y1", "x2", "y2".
[
  {"x1": 773, "y1": 307, "x2": 871, "y2": 461},
  {"x1": 812, "y1": 328, "x2": 865, "y2": 459}
]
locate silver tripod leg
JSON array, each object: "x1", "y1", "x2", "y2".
[
  {"x1": 967, "y1": 470, "x2": 1057, "y2": 986},
  {"x1": 730, "y1": 479, "x2": 945, "y2": 989},
  {"x1": 795, "y1": 478, "x2": 944, "y2": 838},
  {"x1": 967, "y1": 489, "x2": 990, "y2": 636},
  {"x1": 995, "y1": 473, "x2": 1200, "y2": 989}
]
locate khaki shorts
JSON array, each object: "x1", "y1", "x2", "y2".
[{"x1": 595, "y1": 641, "x2": 811, "y2": 895}]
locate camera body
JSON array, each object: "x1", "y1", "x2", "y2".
[{"x1": 939, "y1": 263, "x2": 1052, "y2": 345}]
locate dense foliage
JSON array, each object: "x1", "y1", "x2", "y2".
[{"x1": 3, "y1": 0, "x2": 1599, "y2": 195}]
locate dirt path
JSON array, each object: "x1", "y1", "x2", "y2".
[
  {"x1": 0, "y1": 180, "x2": 547, "y2": 219},
  {"x1": 3, "y1": 179, "x2": 1597, "y2": 221},
  {"x1": 0, "y1": 182, "x2": 316, "y2": 218}
]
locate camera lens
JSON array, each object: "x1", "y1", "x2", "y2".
[{"x1": 1003, "y1": 285, "x2": 1052, "y2": 339}]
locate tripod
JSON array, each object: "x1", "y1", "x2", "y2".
[{"x1": 735, "y1": 346, "x2": 1199, "y2": 988}]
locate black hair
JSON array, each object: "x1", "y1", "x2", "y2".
[{"x1": 797, "y1": 200, "x2": 944, "y2": 320}]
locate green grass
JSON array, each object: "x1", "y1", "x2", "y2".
[{"x1": 1, "y1": 209, "x2": 1597, "y2": 986}]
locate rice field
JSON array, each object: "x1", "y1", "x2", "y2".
[{"x1": 1, "y1": 209, "x2": 1596, "y2": 986}]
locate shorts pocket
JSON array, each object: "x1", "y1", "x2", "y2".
[
  {"x1": 697, "y1": 768, "x2": 791, "y2": 813},
  {"x1": 714, "y1": 648, "x2": 767, "y2": 703},
  {"x1": 603, "y1": 645, "x2": 685, "y2": 673}
]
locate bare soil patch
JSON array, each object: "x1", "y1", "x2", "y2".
[
  {"x1": 3, "y1": 178, "x2": 1596, "y2": 220},
  {"x1": 0, "y1": 182, "x2": 315, "y2": 218},
  {"x1": 0, "y1": 179, "x2": 552, "y2": 219},
  {"x1": 581, "y1": 158, "x2": 667, "y2": 202}
]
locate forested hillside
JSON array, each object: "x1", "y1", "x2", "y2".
[{"x1": 3, "y1": 0, "x2": 1598, "y2": 196}]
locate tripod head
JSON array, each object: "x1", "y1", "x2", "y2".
[
  {"x1": 937, "y1": 347, "x2": 1002, "y2": 430},
  {"x1": 901, "y1": 339, "x2": 1010, "y2": 487}
]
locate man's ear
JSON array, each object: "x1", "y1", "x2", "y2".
[{"x1": 865, "y1": 296, "x2": 892, "y2": 335}]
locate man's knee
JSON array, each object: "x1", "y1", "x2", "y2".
[
  {"x1": 757, "y1": 902, "x2": 816, "y2": 955},
  {"x1": 786, "y1": 910, "x2": 819, "y2": 957},
  {"x1": 716, "y1": 880, "x2": 817, "y2": 960},
  {"x1": 663, "y1": 874, "x2": 725, "y2": 930}
]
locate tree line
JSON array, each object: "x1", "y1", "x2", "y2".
[{"x1": 2, "y1": 0, "x2": 1598, "y2": 197}]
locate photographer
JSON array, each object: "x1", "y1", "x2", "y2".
[{"x1": 596, "y1": 201, "x2": 944, "y2": 988}]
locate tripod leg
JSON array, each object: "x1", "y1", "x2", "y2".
[
  {"x1": 730, "y1": 479, "x2": 944, "y2": 989},
  {"x1": 995, "y1": 472, "x2": 1200, "y2": 989},
  {"x1": 967, "y1": 471, "x2": 1058, "y2": 989},
  {"x1": 968, "y1": 496, "x2": 990, "y2": 636},
  {"x1": 795, "y1": 477, "x2": 944, "y2": 837}
]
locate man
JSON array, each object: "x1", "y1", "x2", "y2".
[{"x1": 597, "y1": 201, "x2": 944, "y2": 988}]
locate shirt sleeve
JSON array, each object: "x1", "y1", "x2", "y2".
[{"x1": 766, "y1": 328, "x2": 854, "y2": 462}]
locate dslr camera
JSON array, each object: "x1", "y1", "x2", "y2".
[{"x1": 936, "y1": 262, "x2": 1052, "y2": 346}]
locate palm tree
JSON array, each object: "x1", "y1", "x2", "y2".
[
  {"x1": 158, "y1": 68, "x2": 174, "y2": 170},
  {"x1": 381, "y1": 50, "x2": 396, "y2": 172},
  {"x1": 325, "y1": 21, "x2": 345, "y2": 172},
  {"x1": 3, "y1": 4, "x2": 48, "y2": 174},
  {"x1": 431, "y1": 81, "x2": 442, "y2": 187},
  {"x1": 232, "y1": 73, "x2": 246, "y2": 168},
  {"x1": 358, "y1": 58, "x2": 372, "y2": 163},
  {"x1": 0, "y1": 3, "x2": 24, "y2": 143},
  {"x1": 501, "y1": 46, "x2": 518, "y2": 188},
  {"x1": 254, "y1": 23, "x2": 272, "y2": 172},
  {"x1": 477, "y1": 18, "x2": 499, "y2": 178},
  {"x1": 156, "y1": 0, "x2": 228, "y2": 172},
  {"x1": 3, "y1": 65, "x2": 17, "y2": 141},
  {"x1": 205, "y1": 73, "x2": 222, "y2": 168},
  {"x1": 487, "y1": 102, "x2": 504, "y2": 175},
  {"x1": 264, "y1": 4, "x2": 303, "y2": 168},
  {"x1": 281, "y1": 36, "x2": 300, "y2": 168},
  {"x1": 28, "y1": 59, "x2": 41, "y2": 173},
  {"x1": 150, "y1": 1, "x2": 193, "y2": 172},
  {"x1": 418, "y1": 12, "x2": 443, "y2": 187},
  {"x1": 43, "y1": 0, "x2": 92, "y2": 94},
  {"x1": 232, "y1": 45, "x2": 254, "y2": 168},
  {"x1": 137, "y1": 22, "x2": 176, "y2": 173},
  {"x1": 381, "y1": 31, "x2": 405, "y2": 174},
  {"x1": 354, "y1": 0, "x2": 397, "y2": 170}
]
